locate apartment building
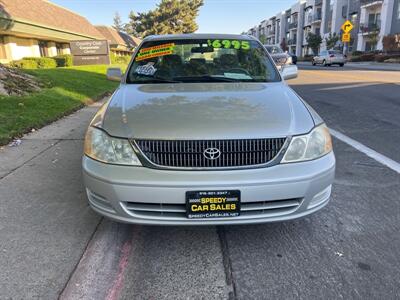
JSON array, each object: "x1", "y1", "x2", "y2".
[
  {"x1": 246, "y1": 0, "x2": 399, "y2": 57},
  {"x1": 357, "y1": 0, "x2": 400, "y2": 51},
  {"x1": 303, "y1": 0, "x2": 323, "y2": 55}
]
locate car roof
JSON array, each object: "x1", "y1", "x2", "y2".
[{"x1": 142, "y1": 33, "x2": 258, "y2": 42}]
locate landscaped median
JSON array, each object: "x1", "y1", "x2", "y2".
[{"x1": 0, "y1": 64, "x2": 126, "y2": 146}]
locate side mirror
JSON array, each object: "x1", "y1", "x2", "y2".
[
  {"x1": 106, "y1": 67, "x2": 123, "y2": 82},
  {"x1": 280, "y1": 64, "x2": 298, "y2": 80}
]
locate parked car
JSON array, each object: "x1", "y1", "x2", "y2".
[
  {"x1": 83, "y1": 34, "x2": 335, "y2": 225},
  {"x1": 289, "y1": 52, "x2": 298, "y2": 65},
  {"x1": 264, "y1": 44, "x2": 298, "y2": 78},
  {"x1": 312, "y1": 50, "x2": 346, "y2": 67},
  {"x1": 264, "y1": 44, "x2": 293, "y2": 66}
]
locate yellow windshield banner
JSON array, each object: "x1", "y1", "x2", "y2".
[{"x1": 135, "y1": 43, "x2": 175, "y2": 61}]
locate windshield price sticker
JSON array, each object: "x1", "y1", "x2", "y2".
[
  {"x1": 135, "y1": 43, "x2": 175, "y2": 61},
  {"x1": 207, "y1": 39, "x2": 250, "y2": 50},
  {"x1": 135, "y1": 62, "x2": 157, "y2": 76}
]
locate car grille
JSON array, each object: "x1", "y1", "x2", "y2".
[
  {"x1": 134, "y1": 138, "x2": 286, "y2": 169},
  {"x1": 122, "y1": 198, "x2": 302, "y2": 220}
]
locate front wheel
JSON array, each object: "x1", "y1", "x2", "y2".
[{"x1": 339, "y1": 63, "x2": 344, "y2": 67}]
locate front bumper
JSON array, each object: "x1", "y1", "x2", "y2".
[{"x1": 82, "y1": 152, "x2": 335, "y2": 225}]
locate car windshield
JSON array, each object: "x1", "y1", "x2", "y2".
[
  {"x1": 264, "y1": 45, "x2": 284, "y2": 54},
  {"x1": 126, "y1": 38, "x2": 280, "y2": 84},
  {"x1": 328, "y1": 50, "x2": 342, "y2": 55}
]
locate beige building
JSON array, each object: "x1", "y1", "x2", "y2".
[
  {"x1": 0, "y1": 0, "x2": 105, "y2": 63},
  {"x1": 95, "y1": 26, "x2": 141, "y2": 57}
]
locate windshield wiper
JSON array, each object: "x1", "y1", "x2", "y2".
[
  {"x1": 134, "y1": 78, "x2": 181, "y2": 84},
  {"x1": 130, "y1": 76, "x2": 181, "y2": 84},
  {"x1": 173, "y1": 75, "x2": 240, "y2": 82},
  {"x1": 172, "y1": 75, "x2": 266, "y2": 83}
]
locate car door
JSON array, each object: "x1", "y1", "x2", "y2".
[
  {"x1": 316, "y1": 51, "x2": 323, "y2": 63},
  {"x1": 320, "y1": 51, "x2": 327, "y2": 63}
]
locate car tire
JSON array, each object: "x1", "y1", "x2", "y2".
[{"x1": 340, "y1": 63, "x2": 344, "y2": 67}]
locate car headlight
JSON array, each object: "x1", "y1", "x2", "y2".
[
  {"x1": 281, "y1": 123, "x2": 332, "y2": 163},
  {"x1": 84, "y1": 126, "x2": 142, "y2": 166},
  {"x1": 285, "y1": 56, "x2": 293, "y2": 65}
]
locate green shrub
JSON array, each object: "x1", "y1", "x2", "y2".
[
  {"x1": 384, "y1": 58, "x2": 400, "y2": 63},
  {"x1": 358, "y1": 53, "x2": 375, "y2": 61},
  {"x1": 10, "y1": 59, "x2": 39, "y2": 69},
  {"x1": 351, "y1": 51, "x2": 363, "y2": 56},
  {"x1": 110, "y1": 53, "x2": 131, "y2": 65},
  {"x1": 54, "y1": 54, "x2": 73, "y2": 67},
  {"x1": 350, "y1": 56, "x2": 362, "y2": 62},
  {"x1": 23, "y1": 57, "x2": 57, "y2": 69},
  {"x1": 376, "y1": 54, "x2": 400, "y2": 62}
]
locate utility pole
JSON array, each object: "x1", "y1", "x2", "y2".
[{"x1": 343, "y1": 0, "x2": 350, "y2": 55}]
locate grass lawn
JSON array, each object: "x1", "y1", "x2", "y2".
[{"x1": 0, "y1": 64, "x2": 126, "y2": 145}]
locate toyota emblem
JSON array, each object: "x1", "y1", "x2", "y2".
[{"x1": 203, "y1": 147, "x2": 221, "y2": 160}]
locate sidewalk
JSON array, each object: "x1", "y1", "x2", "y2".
[
  {"x1": 297, "y1": 61, "x2": 400, "y2": 71},
  {"x1": 0, "y1": 100, "x2": 105, "y2": 298}
]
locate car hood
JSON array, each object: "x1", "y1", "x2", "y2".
[{"x1": 101, "y1": 82, "x2": 314, "y2": 140}]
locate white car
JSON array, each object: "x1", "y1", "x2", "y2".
[{"x1": 312, "y1": 50, "x2": 346, "y2": 67}]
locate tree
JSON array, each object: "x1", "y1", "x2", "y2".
[
  {"x1": 258, "y1": 34, "x2": 267, "y2": 44},
  {"x1": 325, "y1": 32, "x2": 339, "y2": 50},
  {"x1": 126, "y1": 0, "x2": 204, "y2": 38},
  {"x1": 113, "y1": 12, "x2": 125, "y2": 32},
  {"x1": 306, "y1": 32, "x2": 322, "y2": 55},
  {"x1": 368, "y1": 31, "x2": 380, "y2": 51},
  {"x1": 280, "y1": 38, "x2": 288, "y2": 51}
]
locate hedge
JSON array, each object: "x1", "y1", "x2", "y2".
[
  {"x1": 110, "y1": 53, "x2": 131, "y2": 65},
  {"x1": 54, "y1": 54, "x2": 73, "y2": 67},
  {"x1": 22, "y1": 57, "x2": 57, "y2": 68},
  {"x1": 350, "y1": 53, "x2": 400, "y2": 62},
  {"x1": 350, "y1": 53, "x2": 375, "y2": 62},
  {"x1": 10, "y1": 59, "x2": 39, "y2": 69},
  {"x1": 374, "y1": 54, "x2": 400, "y2": 63}
]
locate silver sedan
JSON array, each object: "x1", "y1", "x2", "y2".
[
  {"x1": 82, "y1": 34, "x2": 335, "y2": 225},
  {"x1": 313, "y1": 50, "x2": 346, "y2": 67}
]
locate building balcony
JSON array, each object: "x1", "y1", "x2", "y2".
[
  {"x1": 267, "y1": 29, "x2": 276, "y2": 36},
  {"x1": 312, "y1": 12, "x2": 322, "y2": 23},
  {"x1": 359, "y1": 22, "x2": 381, "y2": 34},
  {"x1": 288, "y1": 37, "x2": 297, "y2": 45},
  {"x1": 360, "y1": 0, "x2": 383, "y2": 9},
  {"x1": 288, "y1": 22, "x2": 298, "y2": 30},
  {"x1": 315, "y1": 0, "x2": 323, "y2": 6}
]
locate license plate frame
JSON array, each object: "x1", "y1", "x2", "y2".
[{"x1": 186, "y1": 190, "x2": 241, "y2": 219}]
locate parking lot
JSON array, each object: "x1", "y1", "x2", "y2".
[{"x1": 1, "y1": 64, "x2": 399, "y2": 299}]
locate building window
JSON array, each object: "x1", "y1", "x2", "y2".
[
  {"x1": 397, "y1": 4, "x2": 400, "y2": 19},
  {"x1": 0, "y1": 36, "x2": 6, "y2": 60},
  {"x1": 39, "y1": 41, "x2": 47, "y2": 57},
  {"x1": 56, "y1": 43, "x2": 63, "y2": 55}
]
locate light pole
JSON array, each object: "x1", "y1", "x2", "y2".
[{"x1": 343, "y1": 0, "x2": 350, "y2": 55}]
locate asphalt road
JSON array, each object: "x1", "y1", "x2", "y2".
[{"x1": 0, "y1": 65, "x2": 399, "y2": 299}]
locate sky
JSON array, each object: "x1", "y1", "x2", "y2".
[{"x1": 51, "y1": 0, "x2": 295, "y2": 34}]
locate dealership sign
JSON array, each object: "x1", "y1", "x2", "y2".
[{"x1": 70, "y1": 40, "x2": 110, "y2": 65}]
